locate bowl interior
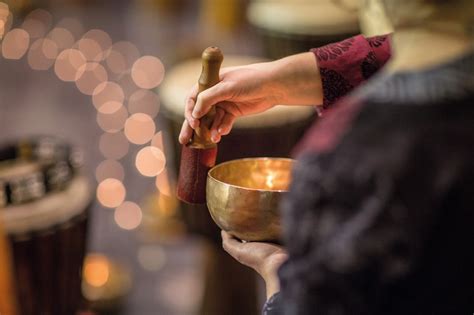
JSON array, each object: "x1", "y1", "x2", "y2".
[{"x1": 208, "y1": 158, "x2": 294, "y2": 192}]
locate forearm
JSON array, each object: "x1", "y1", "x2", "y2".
[{"x1": 270, "y1": 52, "x2": 323, "y2": 106}]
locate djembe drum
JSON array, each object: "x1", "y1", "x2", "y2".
[
  {"x1": 0, "y1": 137, "x2": 92, "y2": 315},
  {"x1": 247, "y1": 0, "x2": 360, "y2": 59},
  {"x1": 160, "y1": 56, "x2": 315, "y2": 315}
]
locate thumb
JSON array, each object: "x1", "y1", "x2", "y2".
[{"x1": 192, "y1": 82, "x2": 234, "y2": 119}]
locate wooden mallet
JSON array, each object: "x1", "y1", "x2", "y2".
[{"x1": 177, "y1": 47, "x2": 223, "y2": 204}]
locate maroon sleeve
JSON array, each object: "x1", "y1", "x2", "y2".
[{"x1": 311, "y1": 34, "x2": 391, "y2": 108}]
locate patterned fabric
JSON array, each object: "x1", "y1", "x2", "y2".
[
  {"x1": 263, "y1": 292, "x2": 283, "y2": 315},
  {"x1": 311, "y1": 34, "x2": 391, "y2": 108},
  {"x1": 265, "y1": 51, "x2": 474, "y2": 315}
]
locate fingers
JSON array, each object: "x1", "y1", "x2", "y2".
[
  {"x1": 210, "y1": 108, "x2": 225, "y2": 143},
  {"x1": 192, "y1": 82, "x2": 234, "y2": 119},
  {"x1": 178, "y1": 120, "x2": 193, "y2": 145},
  {"x1": 185, "y1": 85, "x2": 200, "y2": 129},
  {"x1": 218, "y1": 112, "x2": 236, "y2": 135},
  {"x1": 221, "y1": 231, "x2": 245, "y2": 261}
]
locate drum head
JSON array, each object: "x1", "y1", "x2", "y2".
[
  {"x1": 1, "y1": 175, "x2": 92, "y2": 235},
  {"x1": 247, "y1": 0, "x2": 360, "y2": 36}
]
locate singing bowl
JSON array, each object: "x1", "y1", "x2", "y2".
[{"x1": 206, "y1": 157, "x2": 295, "y2": 242}]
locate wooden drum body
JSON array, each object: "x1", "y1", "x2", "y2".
[
  {"x1": 1, "y1": 174, "x2": 92, "y2": 315},
  {"x1": 247, "y1": 0, "x2": 360, "y2": 59}
]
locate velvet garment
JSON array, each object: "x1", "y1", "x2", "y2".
[{"x1": 264, "y1": 36, "x2": 474, "y2": 315}]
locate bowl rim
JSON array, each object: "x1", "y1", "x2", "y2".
[{"x1": 207, "y1": 157, "x2": 295, "y2": 193}]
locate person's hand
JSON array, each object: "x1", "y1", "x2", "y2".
[
  {"x1": 179, "y1": 52, "x2": 322, "y2": 144},
  {"x1": 221, "y1": 231, "x2": 288, "y2": 299}
]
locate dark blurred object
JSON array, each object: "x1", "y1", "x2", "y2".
[
  {"x1": 0, "y1": 137, "x2": 92, "y2": 315},
  {"x1": 160, "y1": 55, "x2": 315, "y2": 315},
  {"x1": 247, "y1": 0, "x2": 360, "y2": 59}
]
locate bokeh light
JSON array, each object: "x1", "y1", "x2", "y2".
[
  {"x1": 95, "y1": 159, "x2": 125, "y2": 182},
  {"x1": 137, "y1": 245, "x2": 166, "y2": 272},
  {"x1": 99, "y1": 132, "x2": 130, "y2": 160},
  {"x1": 128, "y1": 89, "x2": 160, "y2": 118},
  {"x1": 47, "y1": 27, "x2": 75, "y2": 50},
  {"x1": 81, "y1": 29, "x2": 112, "y2": 61},
  {"x1": 116, "y1": 72, "x2": 139, "y2": 99},
  {"x1": 56, "y1": 17, "x2": 84, "y2": 38},
  {"x1": 0, "y1": 4, "x2": 12, "y2": 40},
  {"x1": 155, "y1": 169, "x2": 173, "y2": 196},
  {"x1": 92, "y1": 81, "x2": 125, "y2": 110},
  {"x1": 83, "y1": 254, "x2": 110, "y2": 288},
  {"x1": 124, "y1": 113, "x2": 156, "y2": 145},
  {"x1": 106, "y1": 41, "x2": 139, "y2": 75},
  {"x1": 75, "y1": 38, "x2": 103, "y2": 62},
  {"x1": 27, "y1": 38, "x2": 59, "y2": 70},
  {"x1": 75, "y1": 62, "x2": 108, "y2": 95},
  {"x1": 96, "y1": 101, "x2": 128, "y2": 133},
  {"x1": 135, "y1": 146, "x2": 166, "y2": 177},
  {"x1": 21, "y1": 9, "x2": 52, "y2": 39},
  {"x1": 54, "y1": 49, "x2": 86, "y2": 82},
  {"x1": 131, "y1": 56, "x2": 165, "y2": 89},
  {"x1": 1, "y1": 28, "x2": 30, "y2": 59},
  {"x1": 114, "y1": 201, "x2": 142, "y2": 230},
  {"x1": 151, "y1": 131, "x2": 164, "y2": 150},
  {"x1": 97, "y1": 178, "x2": 126, "y2": 208}
]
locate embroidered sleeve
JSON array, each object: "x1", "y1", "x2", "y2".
[
  {"x1": 311, "y1": 34, "x2": 391, "y2": 108},
  {"x1": 262, "y1": 292, "x2": 283, "y2": 315}
]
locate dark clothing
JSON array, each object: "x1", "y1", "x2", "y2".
[{"x1": 264, "y1": 36, "x2": 474, "y2": 314}]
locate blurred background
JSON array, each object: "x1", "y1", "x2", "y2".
[{"x1": 0, "y1": 0, "x2": 391, "y2": 314}]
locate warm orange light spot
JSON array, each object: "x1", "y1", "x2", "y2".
[
  {"x1": 27, "y1": 38, "x2": 58, "y2": 70},
  {"x1": 124, "y1": 113, "x2": 156, "y2": 145},
  {"x1": 75, "y1": 38, "x2": 103, "y2": 62},
  {"x1": 131, "y1": 56, "x2": 165, "y2": 89},
  {"x1": 75, "y1": 62, "x2": 108, "y2": 95},
  {"x1": 155, "y1": 168, "x2": 173, "y2": 196},
  {"x1": 135, "y1": 146, "x2": 166, "y2": 177},
  {"x1": 95, "y1": 159, "x2": 125, "y2": 183},
  {"x1": 96, "y1": 102, "x2": 128, "y2": 133},
  {"x1": 56, "y1": 17, "x2": 84, "y2": 38},
  {"x1": 1, "y1": 28, "x2": 30, "y2": 59},
  {"x1": 114, "y1": 201, "x2": 142, "y2": 230},
  {"x1": 83, "y1": 254, "x2": 110, "y2": 288},
  {"x1": 128, "y1": 89, "x2": 160, "y2": 118},
  {"x1": 106, "y1": 41, "x2": 139, "y2": 75},
  {"x1": 99, "y1": 132, "x2": 130, "y2": 160},
  {"x1": 82, "y1": 29, "x2": 112, "y2": 61},
  {"x1": 0, "y1": 5, "x2": 12, "y2": 40},
  {"x1": 92, "y1": 81, "x2": 125, "y2": 110},
  {"x1": 96, "y1": 178, "x2": 126, "y2": 208},
  {"x1": 47, "y1": 27, "x2": 75, "y2": 50},
  {"x1": 21, "y1": 9, "x2": 52, "y2": 39},
  {"x1": 54, "y1": 49, "x2": 86, "y2": 82},
  {"x1": 151, "y1": 131, "x2": 164, "y2": 150}
]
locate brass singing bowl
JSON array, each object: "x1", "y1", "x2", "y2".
[{"x1": 206, "y1": 157, "x2": 295, "y2": 242}]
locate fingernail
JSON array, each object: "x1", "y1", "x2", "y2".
[
  {"x1": 211, "y1": 130, "x2": 219, "y2": 143},
  {"x1": 192, "y1": 110, "x2": 199, "y2": 119}
]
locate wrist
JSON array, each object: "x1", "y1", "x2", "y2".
[{"x1": 263, "y1": 272, "x2": 281, "y2": 300}]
